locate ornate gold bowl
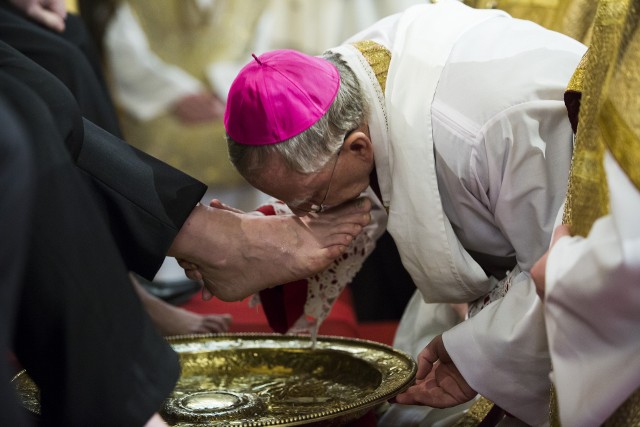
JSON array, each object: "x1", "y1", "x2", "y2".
[{"x1": 13, "y1": 333, "x2": 417, "y2": 426}]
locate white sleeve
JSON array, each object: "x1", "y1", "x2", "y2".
[
  {"x1": 486, "y1": 101, "x2": 573, "y2": 273},
  {"x1": 544, "y1": 152, "x2": 640, "y2": 427},
  {"x1": 444, "y1": 276, "x2": 550, "y2": 426},
  {"x1": 440, "y1": 101, "x2": 575, "y2": 426},
  {"x1": 104, "y1": 3, "x2": 205, "y2": 121}
]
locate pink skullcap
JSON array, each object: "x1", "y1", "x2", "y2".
[{"x1": 224, "y1": 49, "x2": 340, "y2": 146}]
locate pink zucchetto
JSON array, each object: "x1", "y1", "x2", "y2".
[{"x1": 224, "y1": 49, "x2": 340, "y2": 146}]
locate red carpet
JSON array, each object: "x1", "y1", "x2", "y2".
[{"x1": 180, "y1": 287, "x2": 398, "y2": 345}]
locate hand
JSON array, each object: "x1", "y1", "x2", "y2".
[
  {"x1": 395, "y1": 335, "x2": 477, "y2": 408},
  {"x1": 172, "y1": 92, "x2": 225, "y2": 124},
  {"x1": 530, "y1": 224, "x2": 571, "y2": 300},
  {"x1": 9, "y1": 0, "x2": 66, "y2": 32},
  {"x1": 169, "y1": 197, "x2": 372, "y2": 301}
]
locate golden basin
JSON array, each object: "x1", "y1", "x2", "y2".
[{"x1": 12, "y1": 333, "x2": 417, "y2": 426}]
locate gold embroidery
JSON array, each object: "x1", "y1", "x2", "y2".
[
  {"x1": 554, "y1": 0, "x2": 640, "y2": 425},
  {"x1": 566, "y1": 51, "x2": 589, "y2": 93},
  {"x1": 601, "y1": 99, "x2": 640, "y2": 191},
  {"x1": 452, "y1": 396, "x2": 496, "y2": 427},
  {"x1": 351, "y1": 40, "x2": 392, "y2": 93},
  {"x1": 560, "y1": 0, "x2": 629, "y2": 237},
  {"x1": 351, "y1": 40, "x2": 392, "y2": 214},
  {"x1": 602, "y1": 388, "x2": 640, "y2": 426},
  {"x1": 464, "y1": 0, "x2": 596, "y2": 43}
]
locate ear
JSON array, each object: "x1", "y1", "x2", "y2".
[{"x1": 343, "y1": 128, "x2": 373, "y2": 163}]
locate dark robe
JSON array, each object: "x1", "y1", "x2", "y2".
[
  {"x1": 0, "y1": 0, "x2": 122, "y2": 136},
  {"x1": 0, "y1": 96, "x2": 34, "y2": 427},
  {"x1": 0, "y1": 23, "x2": 206, "y2": 427}
]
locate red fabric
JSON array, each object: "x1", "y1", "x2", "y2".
[
  {"x1": 258, "y1": 280, "x2": 307, "y2": 333},
  {"x1": 355, "y1": 321, "x2": 399, "y2": 347},
  {"x1": 180, "y1": 288, "x2": 359, "y2": 337},
  {"x1": 253, "y1": 204, "x2": 311, "y2": 333}
]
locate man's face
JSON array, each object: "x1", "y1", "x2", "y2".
[{"x1": 247, "y1": 146, "x2": 372, "y2": 216}]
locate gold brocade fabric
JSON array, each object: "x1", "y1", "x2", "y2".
[
  {"x1": 116, "y1": 0, "x2": 267, "y2": 187},
  {"x1": 562, "y1": 0, "x2": 635, "y2": 238},
  {"x1": 351, "y1": 40, "x2": 392, "y2": 93},
  {"x1": 603, "y1": 388, "x2": 640, "y2": 427},
  {"x1": 452, "y1": 396, "x2": 497, "y2": 427},
  {"x1": 552, "y1": 0, "x2": 640, "y2": 426},
  {"x1": 464, "y1": 0, "x2": 597, "y2": 44}
]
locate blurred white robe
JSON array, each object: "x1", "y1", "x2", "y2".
[{"x1": 544, "y1": 152, "x2": 640, "y2": 426}]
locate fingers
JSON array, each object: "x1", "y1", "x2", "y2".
[
  {"x1": 433, "y1": 362, "x2": 476, "y2": 403},
  {"x1": 415, "y1": 348, "x2": 436, "y2": 381},
  {"x1": 394, "y1": 373, "x2": 453, "y2": 407},
  {"x1": 47, "y1": 0, "x2": 67, "y2": 19},
  {"x1": 415, "y1": 335, "x2": 444, "y2": 379},
  {"x1": 28, "y1": 4, "x2": 66, "y2": 32},
  {"x1": 394, "y1": 363, "x2": 476, "y2": 408}
]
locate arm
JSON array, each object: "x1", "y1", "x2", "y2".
[
  {"x1": 543, "y1": 153, "x2": 640, "y2": 426},
  {"x1": 421, "y1": 101, "x2": 574, "y2": 424}
]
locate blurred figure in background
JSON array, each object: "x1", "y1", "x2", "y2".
[
  {"x1": 465, "y1": 0, "x2": 596, "y2": 44},
  {"x1": 101, "y1": 0, "x2": 269, "y2": 211},
  {"x1": 265, "y1": 0, "x2": 424, "y2": 56},
  {"x1": 91, "y1": 0, "x2": 425, "y2": 210}
]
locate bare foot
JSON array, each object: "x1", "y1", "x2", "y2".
[
  {"x1": 131, "y1": 274, "x2": 232, "y2": 335},
  {"x1": 168, "y1": 197, "x2": 372, "y2": 301}
]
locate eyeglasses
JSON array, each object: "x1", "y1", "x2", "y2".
[
  {"x1": 290, "y1": 145, "x2": 342, "y2": 215},
  {"x1": 288, "y1": 128, "x2": 359, "y2": 215}
]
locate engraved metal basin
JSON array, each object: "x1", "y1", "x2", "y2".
[{"x1": 13, "y1": 333, "x2": 417, "y2": 426}]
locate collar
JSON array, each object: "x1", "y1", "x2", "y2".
[{"x1": 325, "y1": 42, "x2": 392, "y2": 210}]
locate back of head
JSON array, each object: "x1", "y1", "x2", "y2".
[{"x1": 225, "y1": 50, "x2": 369, "y2": 179}]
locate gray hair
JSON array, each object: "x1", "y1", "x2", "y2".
[{"x1": 227, "y1": 51, "x2": 369, "y2": 179}]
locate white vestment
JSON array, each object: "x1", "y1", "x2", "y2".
[
  {"x1": 331, "y1": 1, "x2": 586, "y2": 424},
  {"x1": 544, "y1": 152, "x2": 640, "y2": 427}
]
